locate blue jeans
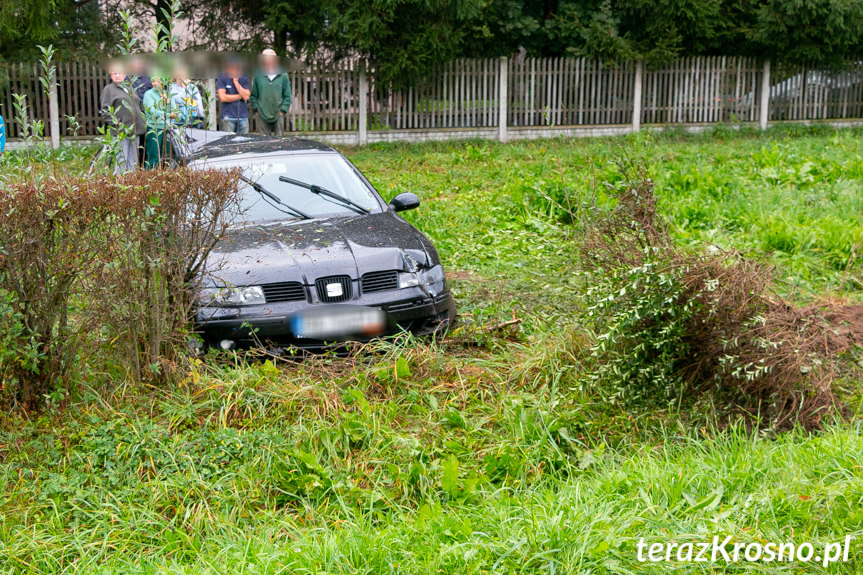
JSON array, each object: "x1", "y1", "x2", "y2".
[{"x1": 221, "y1": 117, "x2": 249, "y2": 135}]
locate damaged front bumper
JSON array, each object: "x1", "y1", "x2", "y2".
[{"x1": 194, "y1": 288, "x2": 456, "y2": 349}]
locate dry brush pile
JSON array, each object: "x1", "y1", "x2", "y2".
[{"x1": 579, "y1": 157, "x2": 862, "y2": 430}]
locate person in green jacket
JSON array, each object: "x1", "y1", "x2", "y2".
[
  {"x1": 250, "y1": 49, "x2": 292, "y2": 137},
  {"x1": 141, "y1": 77, "x2": 178, "y2": 169}
]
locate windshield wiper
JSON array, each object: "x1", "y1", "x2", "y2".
[
  {"x1": 278, "y1": 175, "x2": 370, "y2": 215},
  {"x1": 239, "y1": 175, "x2": 310, "y2": 220}
]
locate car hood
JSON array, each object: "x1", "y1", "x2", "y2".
[{"x1": 205, "y1": 211, "x2": 439, "y2": 286}]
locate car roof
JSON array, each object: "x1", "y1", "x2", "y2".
[{"x1": 179, "y1": 128, "x2": 336, "y2": 162}]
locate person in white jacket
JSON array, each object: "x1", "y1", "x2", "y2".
[{"x1": 168, "y1": 66, "x2": 205, "y2": 128}]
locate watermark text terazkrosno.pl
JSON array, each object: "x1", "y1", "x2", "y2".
[{"x1": 636, "y1": 536, "x2": 853, "y2": 568}]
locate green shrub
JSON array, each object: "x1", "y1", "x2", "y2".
[
  {"x1": 86, "y1": 169, "x2": 241, "y2": 382},
  {"x1": 0, "y1": 177, "x2": 102, "y2": 407},
  {"x1": 0, "y1": 288, "x2": 43, "y2": 403},
  {"x1": 584, "y1": 258, "x2": 700, "y2": 405}
]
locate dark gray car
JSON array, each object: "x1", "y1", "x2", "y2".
[{"x1": 185, "y1": 131, "x2": 456, "y2": 349}]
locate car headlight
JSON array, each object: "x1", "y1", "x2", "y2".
[
  {"x1": 200, "y1": 285, "x2": 266, "y2": 306},
  {"x1": 420, "y1": 265, "x2": 445, "y2": 286},
  {"x1": 398, "y1": 265, "x2": 445, "y2": 294},
  {"x1": 398, "y1": 272, "x2": 420, "y2": 289}
]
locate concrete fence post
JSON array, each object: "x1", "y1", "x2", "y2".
[
  {"x1": 759, "y1": 60, "x2": 771, "y2": 130},
  {"x1": 207, "y1": 78, "x2": 218, "y2": 131},
  {"x1": 358, "y1": 64, "x2": 368, "y2": 146},
  {"x1": 49, "y1": 81, "x2": 60, "y2": 149},
  {"x1": 498, "y1": 56, "x2": 508, "y2": 142},
  {"x1": 632, "y1": 61, "x2": 643, "y2": 132}
]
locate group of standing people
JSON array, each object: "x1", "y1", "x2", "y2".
[
  {"x1": 216, "y1": 49, "x2": 293, "y2": 137},
  {"x1": 100, "y1": 49, "x2": 293, "y2": 173}
]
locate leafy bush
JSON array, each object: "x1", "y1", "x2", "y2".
[
  {"x1": 0, "y1": 177, "x2": 103, "y2": 408},
  {"x1": 86, "y1": 169, "x2": 241, "y2": 382},
  {"x1": 0, "y1": 168, "x2": 240, "y2": 408},
  {"x1": 584, "y1": 259, "x2": 700, "y2": 404},
  {"x1": 0, "y1": 289, "x2": 43, "y2": 404}
]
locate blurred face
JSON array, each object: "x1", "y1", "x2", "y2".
[
  {"x1": 129, "y1": 56, "x2": 145, "y2": 75},
  {"x1": 109, "y1": 69, "x2": 126, "y2": 84},
  {"x1": 151, "y1": 77, "x2": 163, "y2": 90},
  {"x1": 261, "y1": 55, "x2": 278, "y2": 73},
  {"x1": 226, "y1": 64, "x2": 242, "y2": 78}
]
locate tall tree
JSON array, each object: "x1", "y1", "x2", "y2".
[
  {"x1": 0, "y1": 0, "x2": 115, "y2": 61},
  {"x1": 243, "y1": 0, "x2": 484, "y2": 88},
  {"x1": 752, "y1": 0, "x2": 863, "y2": 65},
  {"x1": 7, "y1": 0, "x2": 863, "y2": 84},
  {"x1": 325, "y1": 0, "x2": 484, "y2": 87}
]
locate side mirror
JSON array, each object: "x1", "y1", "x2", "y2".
[{"x1": 388, "y1": 192, "x2": 420, "y2": 212}]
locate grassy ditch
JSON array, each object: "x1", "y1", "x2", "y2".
[{"x1": 1, "y1": 126, "x2": 863, "y2": 573}]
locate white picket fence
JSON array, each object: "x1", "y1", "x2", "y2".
[
  {"x1": 2, "y1": 56, "x2": 862, "y2": 144},
  {"x1": 641, "y1": 56, "x2": 763, "y2": 124}
]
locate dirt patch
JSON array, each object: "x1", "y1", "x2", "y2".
[
  {"x1": 446, "y1": 270, "x2": 482, "y2": 282},
  {"x1": 818, "y1": 304, "x2": 863, "y2": 347}
]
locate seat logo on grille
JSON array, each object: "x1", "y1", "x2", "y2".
[{"x1": 326, "y1": 282, "x2": 344, "y2": 298}]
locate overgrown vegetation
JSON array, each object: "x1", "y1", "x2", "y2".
[
  {"x1": 579, "y1": 152, "x2": 859, "y2": 429},
  {"x1": 1, "y1": 128, "x2": 863, "y2": 572}
]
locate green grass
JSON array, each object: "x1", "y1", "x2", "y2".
[
  {"x1": 2, "y1": 126, "x2": 863, "y2": 573},
  {"x1": 354, "y1": 126, "x2": 863, "y2": 299}
]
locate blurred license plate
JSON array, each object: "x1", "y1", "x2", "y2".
[{"x1": 292, "y1": 306, "x2": 386, "y2": 339}]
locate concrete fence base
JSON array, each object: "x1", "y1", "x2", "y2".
[{"x1": 269, "y1": 119, "x2": 863, "y2": 148}]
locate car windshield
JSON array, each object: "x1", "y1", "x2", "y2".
[{"x1": 207, "y1": 153, "x2": 381, "y2": 223}]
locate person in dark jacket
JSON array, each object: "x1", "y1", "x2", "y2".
[
  {"x1": 99, "y1": 62, "x2": 146, "y2": 173},
  {"x1": 217, "y1": 58, "x2": 251, "y2": 134},
  {"x1": 250, "y1": 49, "x2": 292, "y2": 137},
  {"x1": 128, "y1": 55, "x2": 153, "y2": 100},
  {"x1": 128, "y1": 55, "x2": 152, "y2": 164}
]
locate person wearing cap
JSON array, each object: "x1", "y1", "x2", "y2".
[
  {"x1": 217, "y1": 58, "x2": 251, "y2": 134},
  {"x1": 250, "y1": 49, "x2": 292, "y2": 137},
  {"x1": 99, "y1": 62, "x2": 146, "y2": 173}
]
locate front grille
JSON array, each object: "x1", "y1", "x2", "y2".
[
  {"x1": 386, "y1": 298, "x2": 431, "y2": 312},
  {"x1": 262, "y1": 281, "x2": 306, "y2": 303},
  {"x1": 361, "y1": 270, "x2": 398, "y2": 293},
  {"x1": 315, "y1": 275, "x2": 352, "y2": 303}
]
